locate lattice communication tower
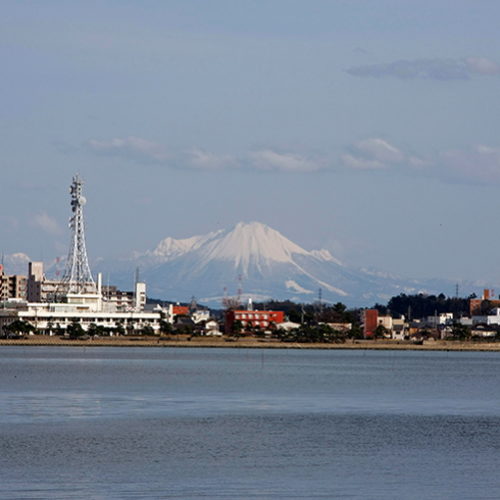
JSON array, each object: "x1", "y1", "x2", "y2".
[{"x1": 59, "y1": 174, "x2": 96, "y2": 295}]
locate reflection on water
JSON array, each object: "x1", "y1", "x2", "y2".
[{"x1": 0, "y1": 347, "x2": 499, "y2": 499}]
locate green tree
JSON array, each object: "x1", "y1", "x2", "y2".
[
  {"x1": 88, "y1": 323, "x2": 106, "y2": 337},
  {"x1": 87, "y1": 323, "x2": 98, "y2": 336},
  {"x1": 4, "y1": 319, "x2": 35, "y2": 337},
  {"x1": 374, "y1": 324, "x2": 388, "y2": 339},
  {"x1": 450, "y1": 322, "x2": 470, "y2": 341},
  {"x1": 159, "y1": 320, "x2": 172, "y2": 335},
  {"x1": 279, "y1": 323, "x2": 343, "y2": 344},
  {"x1": 479, "y1": 300, "x2": 493, "y2": 315},
  {"x1": 349, "y1": 323, "x2": 364, "y2": 340},
  {"x1": 333, "y1": 302, "x2": 347, "y2": 314},
  {"x1": 253, "y1": 324, "x2": 266, "y2": 338},
  {"x1": 232, "y1": 320, "x2": 243, "y2": 336},
  {"x1": 67, "y1": 321, "x2": 85, "y2": 339},
  {"x1": 114, "y1": 321, "x2": 125, "y2": 336},
  {"x1": 142, "y1": 324, "x2": 155, "y2": 336}
]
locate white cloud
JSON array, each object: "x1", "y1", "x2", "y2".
[
  {"x1": 87, "y1": 137, "x2": 322, "y2": 173},
  {"x1": 84, "y1": 135, "x2": 500, "y2": 184},
  {"x1": 440, "y1": 145, "x2": 500, "y2": 183},
  {"x1": 33, "y1": 212, "x2": 62, "y2": 235},
  {"x1": 356, "y1": 138, "x2": 405, "y2": 163},
  {"x1": 187, "y1": 149, "x2": 238, "y2": 170},
  {"x1": 342, "y1": 140, "x2": 500, "y2": 184},
  {"x1": 87, "y1": 136, "x2": 169, "y2": 163},
  {"x1": 465, "y1": 57, "x2": 500, "y2": 76},
  {"x1": 342, "y1": 138, "x2": 409, "y2": 170},
  {"x1": 249, "y1": 150, "x2": 320, "y2": 172},
  {"x1": 407, "y1": 156, "x2": 430, "y2": 168},
  {"x1": 342, "y1": 138, "x2": 500, "y2": 184},
  {"x1": 347, "y1": 57, "x2": 500, "y2": 81},
  {"x1": 341, "y1": 154, "x2": 386, "y2": 170}
]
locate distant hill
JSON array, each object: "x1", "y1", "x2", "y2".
[{"x1": 94, "y1": 221, "x2": 457, "y2": 307}]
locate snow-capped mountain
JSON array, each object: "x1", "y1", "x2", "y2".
[
  {"x1": 97, "y1": 221, "x2": 433, "y2": 306},
  {"x1": 1, "y1": 253, "x2": 31, "y2": 275}
]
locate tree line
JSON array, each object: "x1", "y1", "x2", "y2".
[{"x1": 372, "y1": 293, "x2": 472, "y2": 319}]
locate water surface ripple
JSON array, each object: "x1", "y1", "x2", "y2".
[{"x1": 0, "y1": 347, "x2": 499, "y2": 499}]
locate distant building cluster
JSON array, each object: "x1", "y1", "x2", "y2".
[
  {"x1": 0, "y1": 176, "x2": 263, "y2": 339},
  {"x1": 0, "y1": 175, "x2": 161, "y2": 337},
  {"x1": 1, "y1": 175, "x2": 499, "y2": 343},
  {"x1": 362, "y1": 288, "x2": 500, "y2": 340},
  {"x1": 0, "y1": 258, "x2": 160, "y2": 337}
]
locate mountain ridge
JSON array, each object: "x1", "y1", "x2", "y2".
[
  {"x1": 96, "y1": 221, "x2": 433, "y2": 306},
  {"x1": 1, "y1": 222, "x2": 491, "y2": 306}
]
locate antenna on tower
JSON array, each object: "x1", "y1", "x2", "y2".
[
  {"x1": 190, "y1": 295, "x2": 198, "y2": 312},
  {"x1": 57, "y1": 174, "x2": 96, "y2": 297},
  {"x1": 135, "y1": 266, "x2": 140, "y2": 285},
  {"x1": 237, "y1": 274, "x2": 243, "y2": 306},
  {"x1": 222, "y1": 285, "x2": 241, "y2": 311},
  {"x1": 221, "y1": 286, "x2": 230, "y2": 309}
]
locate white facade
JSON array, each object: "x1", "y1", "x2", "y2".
[
  {"x1": 0, "y1": 298, "x2": 161, "y2": 335},
  {"x1": 204, "y1": 319, "x2": 222, "y2": 336},
  {"x1": 0, "y1": 279, "x2": 159, "y2": 335},
  {"x1": 471, "y1": 307, "x2": 500, "y2": 326},
  {"x1": 135, "y1": 282, "x2": 147, "y2": 310},
  {"x1": 191, "y1": 309, "x2": 210, "y2": 324},
  {"x1": 377, "y1": 315, "x2": 393, "y2": 331},
  {"x1": 424, "y1": 313, "x2": 453, "y2": 327},
  {"x1": 277, "y1": 321, "x2": 301, "y2": 332}
]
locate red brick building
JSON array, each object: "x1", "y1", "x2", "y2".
[
  {"x1": 225, "y1": 309, "x2": 285, "y2": 332},
  {"x1": 469, "y1": 289, "x2": 500, "y2": 316},
  {"x1": 363, "y1": 309, "x2": 378, "y2": 338},
  {"x1": 171, "y1": 305, "x2": 189, "y2": 316}
]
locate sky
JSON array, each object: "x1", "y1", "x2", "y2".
[{"x1": 2, "y1": 0, "x2": 500, "y2": 286}]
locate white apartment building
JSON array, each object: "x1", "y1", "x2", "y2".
[{"x1": 0, "y1": 274, "x2": 160, "y2": 336}]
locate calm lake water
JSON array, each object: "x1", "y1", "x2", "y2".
[{"x1": 0, "y1": 347, "x2": 499, "y2": 499}]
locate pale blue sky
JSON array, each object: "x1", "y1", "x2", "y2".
[{"x1": 2, "y1": 1, "x2": 500, "y2": 285}]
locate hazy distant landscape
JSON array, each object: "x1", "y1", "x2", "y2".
[
  {"x1": 94, "y1": 221, "x2": 488, "y2": 307},
  {"x1": 2, "y1": 2, "x2": 500, "y2": 499}
]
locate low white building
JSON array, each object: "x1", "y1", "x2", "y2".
[
  {"x1": 424, "y1": 313, "x2": 453, "y2": 328},
  {"x1": 192, "y1": 309, "x2": 210, "y2": 324},
  {"x1": 0, "y1": 277, "x2": 160, "y2": 336},
  {"x1": 471, "y1": 307, "x2": 500, "y2": 326},
  {"x1": 276, "y1": 321, "x2": 301, "y2": 332},
  {"x1": 204, "y1": 320, "x2": 222, "y2": 336},
  {"x1": 390, "y1": 318, "x2": 407, "y2": 340}
]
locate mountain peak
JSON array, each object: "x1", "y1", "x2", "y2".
[
  {"x1": 1, "y1": 253, "x2": 31, "y2": 275},
  {"x1": 151, "y1": 230, "x2": 222, "y2": 260},
  {"x1": 201, "y1": 221, "x2": 310, "y2": 271},
  {"x1": 233, "y1": 221, "x2": 269, "y2": 230},
  {"x1": 146, "y1": 221, "x2": 342, "y2": 273},
  {"x1": 97, "y1": 220, "x2": 441, "y2": 306}
]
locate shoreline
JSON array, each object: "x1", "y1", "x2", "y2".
[{"x1": 1, "y1": 337, "x2": 499, "y2": 352}]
